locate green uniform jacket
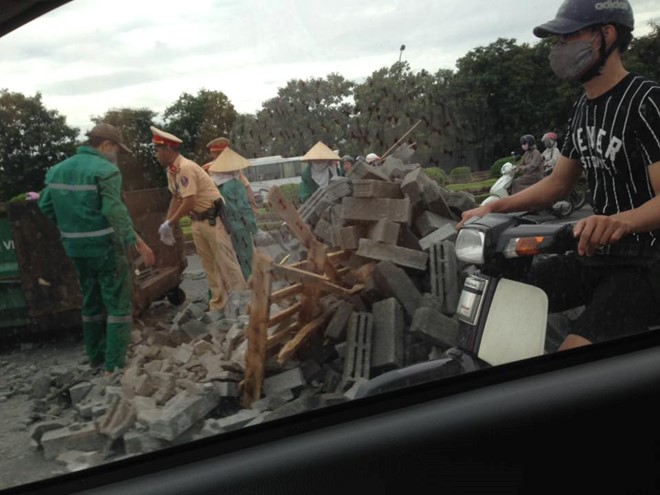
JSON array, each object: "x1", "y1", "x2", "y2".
[
  {"x1": 299, "y1": 164, "x2": 334, "y2": 203},
  {"x1": 39, "y1": 146, "x2": 136, "y2": 258},
  {"x1": 219, "y1": 178, "x2": 257, "y2": 279}
]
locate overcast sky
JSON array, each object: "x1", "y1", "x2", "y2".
[{"x1": 1, "y1": 0, "x2": 658, "y2": 134}]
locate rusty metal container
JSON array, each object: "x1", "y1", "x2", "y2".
[{"x1": 0, "y1": 187, "x2": 187, "y2": 331}]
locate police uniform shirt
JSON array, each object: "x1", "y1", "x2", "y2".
[{"x1": 167, "y1": 155, "x2": 222, "y2": 212}]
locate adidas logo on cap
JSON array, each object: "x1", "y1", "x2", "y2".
[{"x1": 595, "y1": 1, "x2": 629, "y2": 10}]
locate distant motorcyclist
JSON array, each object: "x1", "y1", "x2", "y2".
[
  {"x1": 541, "y1": 132, "x2": 561, "y2": 175},
  {"x1": 511, "y1": 134, "x2": 544, "y2": 194}
]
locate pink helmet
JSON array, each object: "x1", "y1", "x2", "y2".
[{"x1": 542, "y1": 132, "x2": 558, "y2": 142}]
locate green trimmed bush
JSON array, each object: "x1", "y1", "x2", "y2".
[
  {"x1": 422, "y1": 167, "x2": 448, "y2": 186},
  {"x1": 449, "y1": 166, "x2": 473, "y2": 183}
]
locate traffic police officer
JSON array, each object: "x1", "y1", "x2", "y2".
[
  {"x1": 39, "y1": 123, "x2": 155, "y2": 375},
  {"x1": 151, "y1": 126, "x2": 247, "y2": 311}
]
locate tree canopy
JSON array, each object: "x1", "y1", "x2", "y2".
[{"x1": 0, "y1": 90, "x2": 77, "y2": 200}]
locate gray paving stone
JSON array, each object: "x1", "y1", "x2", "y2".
[
  {"x1": 409, "y1": 306, "x2": 459, "y2": 348},
  {"x1": 371, "y1": 298, "x2": 405, "y2": 371},
  {"x1": 372, "y1": 261, "x2": 422, "y2": 320}
]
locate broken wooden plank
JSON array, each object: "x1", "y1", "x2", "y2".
[
  {"x1": 268, "y1": 186, "x2": 316, "y2": 249},
  {"x1": 268, "y1": 302, "x2": 302, "y2": 328},
  {"x1": 270, "y1": 283, "x2": 304, "y2": 302},
  {"x1": 271, "y1": 265, "x2": 363, "y2": 297},
  {"x1": 241, "y1": 252, "x2": 273, "y2": 408},
  {"x1": 277, "y1": 313, "x2": 332, "y2": 365},
  {"x1": 266, "y1": 321, "x2": 300, "y2": 350}
]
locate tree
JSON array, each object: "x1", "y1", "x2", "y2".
[
  {"x1": 90, "y1": 108, "x2": 164, "y2": 190},
  {"x1": 625, "y1": 22, "x2": 660, "y2": 82},
  {"x1": 0, "y1": 90, "x2": 78, "y2": 201},
  {"x1": 163, "y1": 89, "x2": 237, "y2": 163},
  {"x1": 230, "y1": 113, "x2": 268, "y2": 158},
  {"x1": 450, "y1": 38, "x2": 579, "y2": 166},
  {"x1": 254, "y1": 73, "x2": 354, "y2": 157}
]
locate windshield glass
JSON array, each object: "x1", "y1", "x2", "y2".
[{"x1": 1, "y1": 0, "x2": 659, "y2": 489}]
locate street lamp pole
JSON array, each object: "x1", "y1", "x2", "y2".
[{"x1": 398, "y1": 44, "x2": 406, "y2": 62}]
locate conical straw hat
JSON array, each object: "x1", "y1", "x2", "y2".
[
  {"x1": 208, "y1": 147, "x2": 251, "y2": 173},
  {"x1": 302, "y1": 141, "x2": 341, "y2": 161}
]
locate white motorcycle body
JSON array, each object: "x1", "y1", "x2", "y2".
[{"x1": 481, "y1": 162, "x2": 516, "y2": 206}]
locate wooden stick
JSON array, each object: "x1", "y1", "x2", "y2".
[
  {"x1": 270, "y1": 283, "x2": 303, "y2": 302},
  {"x1": 380, "y1": 119, "x2": 422, "y2": 160},
  {"x1": 266, "y1": 321, "x2": 300, "y2": 350},
  {"x1": 272, "y1": 264, "x2": 362, "y2": 297},
  {"x1": 268, "y1": 302, "x2": 302, "y2": 327}
]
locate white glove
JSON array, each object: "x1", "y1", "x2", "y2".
[
  {"x1": 158, "y1": 220, "x2": 173, "y2": 237},
  {"x1": 160, "y1": 231, "x2": 175, "y2": 246}
]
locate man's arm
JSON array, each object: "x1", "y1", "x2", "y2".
[
  {"x1": 457, "y1": 155, "x2": 582, "y2": 227},
  {"x1": 574, "y1": 161, "x2": 660, "y2": 256},
  {"x1": 166, "y1": 196, "x2": 197, "y2": 225}
]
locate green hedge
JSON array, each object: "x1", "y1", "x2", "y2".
[
  {"x1": 422, "y1": 167, "x2": 448, "y2": 186},
  {"x1": 449, "y1": 166, "x2": 473, "y2": 183}
]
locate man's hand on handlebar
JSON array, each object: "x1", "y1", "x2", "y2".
[
  {"x1": 457, "y1": 203, "x2": 495, "y2": 229},
  {"x1": 573, "y1": 215, "x2": 632, "y2": 256}
]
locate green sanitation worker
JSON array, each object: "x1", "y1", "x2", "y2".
[
  {"x1": 38, "y1": 123, "x2": 155, "y2": 376},
  {"x1": 208, "y1": 147, "x2": 258, "y2": 281}
]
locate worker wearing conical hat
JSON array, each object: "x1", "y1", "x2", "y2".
[
  {"x1": 208, "y1": 147, "x2": 258, "y2": 280},
  {"x1": 151, "y1": 126, "x2": 247, "y2": 311},
  {"x1": 202, "y1": 136, "x2": 258, "y2": 213},
  {"x1": 298, "y1": 141, "x2": 341, "y2": 203}
]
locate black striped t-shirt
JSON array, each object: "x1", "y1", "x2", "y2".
[{"x1": 563, "y1": 73, "x2": 660, "y2": 251}]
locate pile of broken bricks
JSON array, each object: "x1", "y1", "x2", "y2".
[{"x1": 26, "y1": 156, "x2": 478, "y2": 471}]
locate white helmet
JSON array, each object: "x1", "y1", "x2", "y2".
[{"x1": 366, "y1": 153, "x2": 380, "y2": 163}]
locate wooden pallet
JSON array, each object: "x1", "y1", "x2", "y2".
[{"x1": 240, "y1": 187, "x2": 363, "y2": 407}]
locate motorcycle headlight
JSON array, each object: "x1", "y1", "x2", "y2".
[{"x1": 455, "y1": 228, "x2": 486, "y2": 265}]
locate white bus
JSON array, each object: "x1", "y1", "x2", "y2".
[{"x1": 245, "y1": 154, "x2": 304, "y2": 201}]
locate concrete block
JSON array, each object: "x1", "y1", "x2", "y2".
[
  {"x1": 401, "y1": 167, "x2": 433, "y2": 204},
  {"x1": 98, "y1": 398, "x2": 136, "y2": 440},
  {"x1": 68, "y1": 381, "x2": 93, "y2": 405},
  {"x1": 264, "y1": 397, "x2": 313, "y2": 422},
  {"x1": 123, "y1": 431, "x2": 168, "y2": 456},
  {"x1": 56, "y1": 450, "x2": 104, "y2": 471},
  {"x1": 357, "y1": 239, "x2": 428, "y2": 271},
  {"x1": 429, "y1": 241, "x2": 460, "y2": 315},
  {"x1": 41, "y1": 423, "x2": 106, "y2": 461},
  {"x1": 263, "y1": 368, "x2": 306, "y2": 397},
  {"x1": 422, "y1": 181, "x2": 453, "y2": 219},
  {"x1": 313, "y1": 218, "x2": 334, "y2": 245},
  {"x1": 372, "y1": 261, "x2": 422, "y2": 320},
  {"x1": 339, "y1": 226, "x2": 363, "y2": 250},
  {"x1": 381, "y1": 158, "x2": 420, "y2": 181},
  {"x1": 419, "y1": 224, "x2": 458, "y2": 251},
  {"x1": 346, "y1": 161, "x2": 389, "y2": 181},
  {"x1": 367, "y1": 220, "x2": 400, "y2": 245},
  {"x1": 340, "y1": 197, "x2": 411, "y2": 224},
  {"x1": 30, "y1": 420, "x2": 67, "y2": 446},
  {"x1": 180, "y1": 320, "x2": 209, "y2": 340},
  {"x1": 31, "y1": 373, "x2": 52, "y2": 399},
  {"x1": 212, "y1": 381, "x2": 239, "y2": 398},
  {"x1": 324, "y1": 301, "x2": 354, "y2": 341},
  {"x1": 133, "y1": 396, "x2": 161, "y2": 426},
  {"x1": 214, "y1": 409, "x2": 261, "y2": 432},
  {"x1": 342, "y1": 312, "x2": 373, "y2": 384},
  {"x1": 184, "y1": 302, "x2": 207, "y2": 320},
  {"x1": 352, "y1": 179, "x2": 403, "y2": 199},
  {"x1": 371, "y1": 298, "x2": 405, "y2": 370},
  {"x1": 149, "y1": 388, "x2": 221, "y2": 441},
  {"x1": 415, "y1": 211, "x2": 455, "y2": 238},
  {"x1": 409, "y1": 307, "x2": 459, "y2": 347},
  {"x1": 445, "y1": 191, "x2": 476, "y2": 216},
  {"x1": 300, "y1": 359, "x2": 325, "y2": 383}
]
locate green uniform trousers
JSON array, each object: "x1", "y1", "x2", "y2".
[{"x1": 71, "y1": 249, "x2": 133, "y2": 372}]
